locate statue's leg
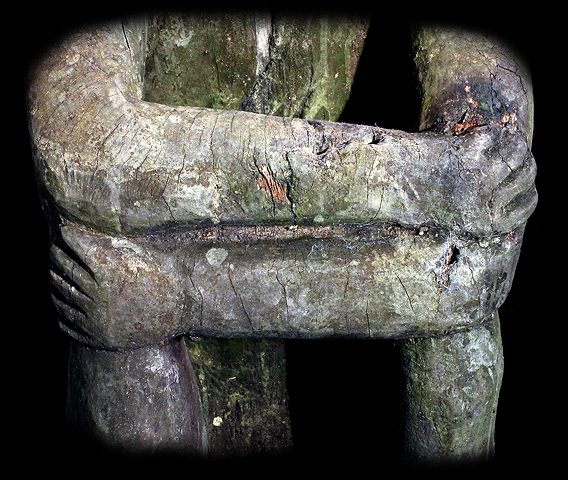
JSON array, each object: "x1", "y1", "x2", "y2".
[
  {"x1": 66, "y1": 337, "x2": 204, "y2": 454},
  {"x1": 398, "y1": 312, "x2": 504, "y2": 466}
]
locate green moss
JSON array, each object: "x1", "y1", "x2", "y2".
[
  {"x1": 400, "y1": 314, "x2": 504, "y2": 464},
  {"x1": 143, "y1": 13, "x2": 257, "y2": 109},
  {"x1": 144, "y1": 13, "x2": 368, "y2": 123},
  {"x1": 185, "y1": 337, "x2": 292, "y2": 455}
]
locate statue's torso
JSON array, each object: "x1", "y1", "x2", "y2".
[{"x1": 143, "y1": 13, "x2": 369, "y2": 121}]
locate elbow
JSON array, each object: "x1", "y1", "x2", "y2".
[
  {"x1": 29, "y1": 96, "x2": 132, "y2": 232},
  {"x1": 27, "y1": 20, "x2": 145, "y2": 232}
]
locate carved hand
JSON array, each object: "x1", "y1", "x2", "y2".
[
  {"x1": 49, "y1": 222, "x2": 195, "y2": 350},
  {"x1": 472, "y1": 125, "x2": 537, "y2": 235}
]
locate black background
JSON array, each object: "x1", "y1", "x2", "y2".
[{"x1": 12, "y1": 5, "x2": 557, "y2": 473}]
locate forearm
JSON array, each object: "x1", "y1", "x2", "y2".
[
  {"x1": 52, "y1": 220, "x2": 524, "y2": 349},
  {"x1": 28, "y1": 18, "x2": 535, "y2": 238},
  {"x1": 35, "y1": 17, "x2": 539, "y2": 351},
  {"x1": 26, "y1": 20, "x2": 406, "y2": 231}
]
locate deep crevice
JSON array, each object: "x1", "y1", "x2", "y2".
[
  {"x1": 285, "y1": 152, "x2": 298, "y2": 224},
  {"x1": 448, "y1": 245, "x2": 460, "y2": 265}
]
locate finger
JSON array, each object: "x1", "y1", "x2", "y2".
[
  {"x1": 50, "y1": 269, "x2": 95, "y2": 314},
  {"x1": 496, "y1": 132, "x2": 529, "y2": 171},
  {"x1": 483, "y1": 129, "x2": 532, "y2": 184},
  {"x1": 50, "y1": 244, "x2": 97, "y2": 298},
  {"x1": 51, "y1": 291, "x2": 85, "y2": 323},
  {"x1": 60, "y1": 222, "x2": 102, "y2": 259},
  {"x1": 51, "y1": 294, "x2": 103, "y2": 348},
  {"x1": 494, "y1": 183, "x2": 538, "y2": 231},
  {"x1": 492, "y1": 151, "x2": 537, "y2": 209},
  {"x1": 51, "y1": 291, "x2": 89, "y2": 333}
]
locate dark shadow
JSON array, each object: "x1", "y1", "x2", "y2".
[
  {"x1": 338, "y1": 15, "x2": 422, "y2": 132},
  {"x1": 285, "y1": 338, "x2": 405, "y2": 465}
]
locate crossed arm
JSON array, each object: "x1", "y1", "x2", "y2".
[
  {"x1": 28, "y1": 16, "x2": 537, "y2": 349},
  {"x1": 28, "y1": 17, "x2": 536, "y2": 236}
]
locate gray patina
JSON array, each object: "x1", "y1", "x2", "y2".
[{"x1": 27, "y1": 13, "x2": 536, "y2": 464}]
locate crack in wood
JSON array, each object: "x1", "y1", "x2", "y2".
[
  {"x1": 227, "y1": 266, "x2": 254, "y2": 333},
  {"x1": 395, "y1": 273, "x2": 415, "y2": 314},
  {"x1": 255, "y1": 162, "x2": 290, "y2": 221}
]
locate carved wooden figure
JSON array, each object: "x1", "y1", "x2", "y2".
[{"x1": 27, "y1": 13, "x2": 536, "y2": 465}]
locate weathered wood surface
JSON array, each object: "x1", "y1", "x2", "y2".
[
  {"x1": 66, "y1": 336, "x2": 204, "y2": 453},
  {"x1": 28, "y1": 16, "x2": 536, "y2": 348},
  {"x1": 184, "y1": 337, "x2": 291, "y2": 456},
  {"x1": 141, "y1": 12, "x2": 366, "y2": 454},
  {"x1": 27, "y1": 13, "x2": 538, "y2": 462},
  {"x1": 51, "y1": 220, "x2": 523, "y2": 349},
  {"x1": 395, "y1": 24, "x2": 534, "y2": 465},
  {"x1": 413, "y1": 24, "x2": 534, "y2": 143},
  {"x1": 28, "y1": 19, "x2": 535, "y2": 238},
  {"x1": 37, "y1": 13, "x2": 370, "y2": 456},
  {"x1": 144, "y1": 13, "x2": 368, "y2": 121},
  {"x1": 400, "y1": 312, "x2": 504, "y2": 465}
]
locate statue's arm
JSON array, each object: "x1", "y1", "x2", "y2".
[
  {"x1": 411, "y1": 23, "x2": 537, "y2": 233},
  {"x1": 28, "y1": 18, "x2": 536, "y2": 238},
  {"x1": 30, "y1": 17, "x2": 537, "y2": 350}
]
